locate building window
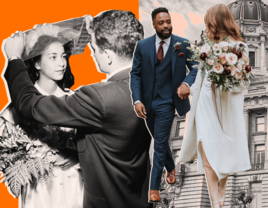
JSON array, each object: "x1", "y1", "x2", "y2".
[
  {"x1": 175, "y1": 121, "x2": 185, "y2": 137},
  {"x1": 249, "y1": 51, "x2": 255, "y2": 67},
  {"x1": 172, "y1": 149, "x2": 181, "y2": 165},
  {"x1": 250, "y1": 182, "x2": 262, "y2": 208},
  {"x1": 255, "y1": 145, "x2": 265, "y2": 164},
  {"x1": 256, "y1": 116, "x2": 265, "y2": 132}
]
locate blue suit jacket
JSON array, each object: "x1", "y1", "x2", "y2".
[{"x1": 130, "y1": 34, "x2": 198, "y2": 116}]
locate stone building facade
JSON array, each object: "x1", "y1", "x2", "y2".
[{"x1": 156, "y1": 0, "x2": 268, "y2": 207}]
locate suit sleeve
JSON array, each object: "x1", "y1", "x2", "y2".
[
  {"x1": 182, "y1": 42, "x2": 198, "y2": 86},
  {"x1": 4, "y1": 59, "x2": 105, "y2": 130},
  {"x1": 130, "y1": 41, "x2": 142, "y2": 104}
]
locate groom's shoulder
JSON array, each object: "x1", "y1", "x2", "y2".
[
  {"x1": 78, "y1": 81, "x2": 128, "y2": 100},
  {"x1": 172, "y1": 34, "x2": 189, "y2": 44}
]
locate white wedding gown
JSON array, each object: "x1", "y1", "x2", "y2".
[
  {"x1": 20, "y1": 83, "x2": 84, "y2": 208},
  {"x1": 195, "y1": 71, "x2": 229, "y2": 180}
]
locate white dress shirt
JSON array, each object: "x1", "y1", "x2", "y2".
[{"x1": 155, "y1": 34, "x2": 171, "y2": 58}]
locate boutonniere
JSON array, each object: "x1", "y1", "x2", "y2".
[
  {"x1": 173, "y1": 42, "x2": 182, "y2": 51},
  {"x1": 178, "y1": 52, "x2": 184, "y2": 57}
]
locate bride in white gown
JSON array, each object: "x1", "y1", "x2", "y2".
[
  {"x1": 178, "y1": 4, "x2": 251, "y2": 208},
  {"x1": 2, "y1": 24, "x2": 84, "y2": 208}
]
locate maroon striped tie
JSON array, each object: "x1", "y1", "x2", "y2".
[{"x1": 157, "y1": 41, "x2": 165, "y2": 64}]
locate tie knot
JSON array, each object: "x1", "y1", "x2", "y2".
[{"x1": 160, "y1": 41, "x2": 165, "y2": 46}]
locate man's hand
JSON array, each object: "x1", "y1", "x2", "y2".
[
  {"x1": 177, "y1": 83, "x2": 190, "y2": 99},
  {"x1": 84, "y1": 15, "x2": 94, "y2": 35},
  {"x1": 134, "y1": 102, "x2": 147, "y2": 119},
  {"x1": 4, "y1": 31, "x2": 25, "y2": 59}
]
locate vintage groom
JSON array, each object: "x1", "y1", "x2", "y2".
[{"x1": 130, "y1": 7, "x2": 198, "y2": 201}]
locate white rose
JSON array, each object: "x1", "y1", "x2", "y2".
[
  {"x1": 212, "y1": 44, "x2": 221, "y2": 51},
  {"x1": 238, "y1": 58, "x2": 245, "y2": 66},
  {"x1": 230, "y1": 65, "x2": 237, "y2": 76},
  {"x1": 207, "y1": 59, "x2": 214, "y2": 65},
  {"x1": 234, "y1": 71, "x2": 243, "y2": 80},
  {"x1": 212, "y1": 63, "x2": 224, "y2": 74},
  {"x1": 236, "y1": 63, "x2": 242, "y2": 72},
  {"x1": 201, "y1": 43, "x2": 211, "y2": 54},
  {"x1": 219, "y1": 41, "x2": 230, "y2": 51},
  {"x1": 226, "y1": 53, "x2": 238, "y2": 65}
]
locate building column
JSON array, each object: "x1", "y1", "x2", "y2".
[
  {"x1": 244, "y1": 109, "x2": 250, "y2": 143},
  {"x1": 265, "y1": 107, "x2": 268, "y2": 169},
  {"x1": 260, "y1": 35, "x2": 267, "y2": 75}
]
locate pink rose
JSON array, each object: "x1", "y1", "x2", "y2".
[
  {"x1": 213, "y1": 44, "x2": 221, "y2": 51},
  {"x1": 219, "y1": 53, "x2": 227, "y2": 65},
  {"x1": 207, "y1": 59, "x2": 214, "y2": 65},
  {"x1": 230, "y1": 65, "x2": 237, "y2": 76},
  {"x1": 234, "y1": 71, "x2": 243, "y2": 80},
  {"x1": 226, "y1": 53, "x2": 238, "y2": 65},
  {"x1": 236, "y1": 63, "x2": 242, "y2": 72},
  {"x1": 212, "y1": 63, "x2": 224, "y2": 74},
  {"x1": 201, "y1": 43, "x2": 211, "y2": 54}
]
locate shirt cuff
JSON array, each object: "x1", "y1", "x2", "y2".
[
  {"x1": 182, "y1": 82, "x2": 190, "y2": 88},
  {"x1": 134, "y1": 100, "x2": 141, "y2": 105}
]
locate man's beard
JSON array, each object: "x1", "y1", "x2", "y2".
[{"x1": 155, "y1": 27, "x2": 172, "y2": 39}]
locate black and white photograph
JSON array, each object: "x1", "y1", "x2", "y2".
[{"x1": 1, "y1": 0, "x2": 268, "y2": 207}]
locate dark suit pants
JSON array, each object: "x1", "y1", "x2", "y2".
[{"x1": 146, "y1": 95, "x2": 175, "y2": 190}]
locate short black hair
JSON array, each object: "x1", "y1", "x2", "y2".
[
  {"x1": 93, "y1": 10, "x2": 144, "y2": 59},
  {"x1": 151, "y1": 7, "x2": 169, "y2": 20}
]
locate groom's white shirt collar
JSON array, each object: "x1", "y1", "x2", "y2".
[
  {"x1": 155, "y1": 34, "x2": 171, "y2": 57},
  {"x1": 102, "y1": 64, "x2": 132, "y2": 82}
]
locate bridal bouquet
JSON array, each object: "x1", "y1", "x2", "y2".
[
  {"x1": 186, "y1": 32, "x2": 252, "y2": 92},
  {"x1": 0, "y1": 117, "x2": 73, "y2": 198}
]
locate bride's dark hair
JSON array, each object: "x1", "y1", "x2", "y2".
[{"x1": 24, "y1": 35, "x2": 74, "y2": 90}]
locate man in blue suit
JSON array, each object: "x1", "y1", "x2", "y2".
[{"x1": 130, "y1": 7, "x2": 198, "y2": 202}]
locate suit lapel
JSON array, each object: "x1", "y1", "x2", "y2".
[
  {"x1": 171, "y1": 34, "x2": 177, "y2": 75},
  {"x1": 149, "y1": 35, "x2": 156, "y2": 74}
]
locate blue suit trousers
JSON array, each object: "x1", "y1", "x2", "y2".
[{"x1": 146, "y1": 95, "x2": 175, "y2": 190}]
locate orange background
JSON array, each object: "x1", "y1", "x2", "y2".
[{"x1": 0, "y1": 0, "x2": 139, "y2": 206}]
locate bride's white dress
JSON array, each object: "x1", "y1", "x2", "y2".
[
  {"x1": 20, "y1": 83, "x2": 84, "y2": 208},
  {"x1": 178, "y1": 40, "x2": 251, "y2": 177},
  {"x1": 195, "y1": 71, "x2": 228, "y2": 180}
]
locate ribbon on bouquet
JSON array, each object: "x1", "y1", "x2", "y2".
[{"x1": 210, "y1": 84, "x2": 233, "y2": 141}]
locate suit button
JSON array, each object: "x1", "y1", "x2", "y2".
[
  {"x1": 158, "y1": 90, "x2": 159, "y2": 92},
  {"x1": 158, "y1": 82, "x2": 160, "y2": 84}
]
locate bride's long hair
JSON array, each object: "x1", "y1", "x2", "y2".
[{"x1": 204, "y1": 4, "x2": 244, "y2": 42}]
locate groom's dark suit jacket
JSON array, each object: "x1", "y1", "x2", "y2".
[
  {"x1": 4, "y1": 60, "x2": 153, "y2": 208},
  {"x1": 131, "y1": 34, "x2": 198, "y2": 116}
]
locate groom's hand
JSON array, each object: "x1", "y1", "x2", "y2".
[
  {"x1": 4, "y1": 31, "x2": 25, "y2": 59},
  {"x1": 135, "y1": 102, "x2": 147, "y2": 119},
  {"x1": 84, "y1": 15, "x2": 94, "y2": 35},
  {"x1": 177, "y1": 83, "x2": 190, "y2": 99}
]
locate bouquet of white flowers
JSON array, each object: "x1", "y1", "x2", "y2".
[{"x1": 186, "y1": 32, "x2": 252, "y2": 92}]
